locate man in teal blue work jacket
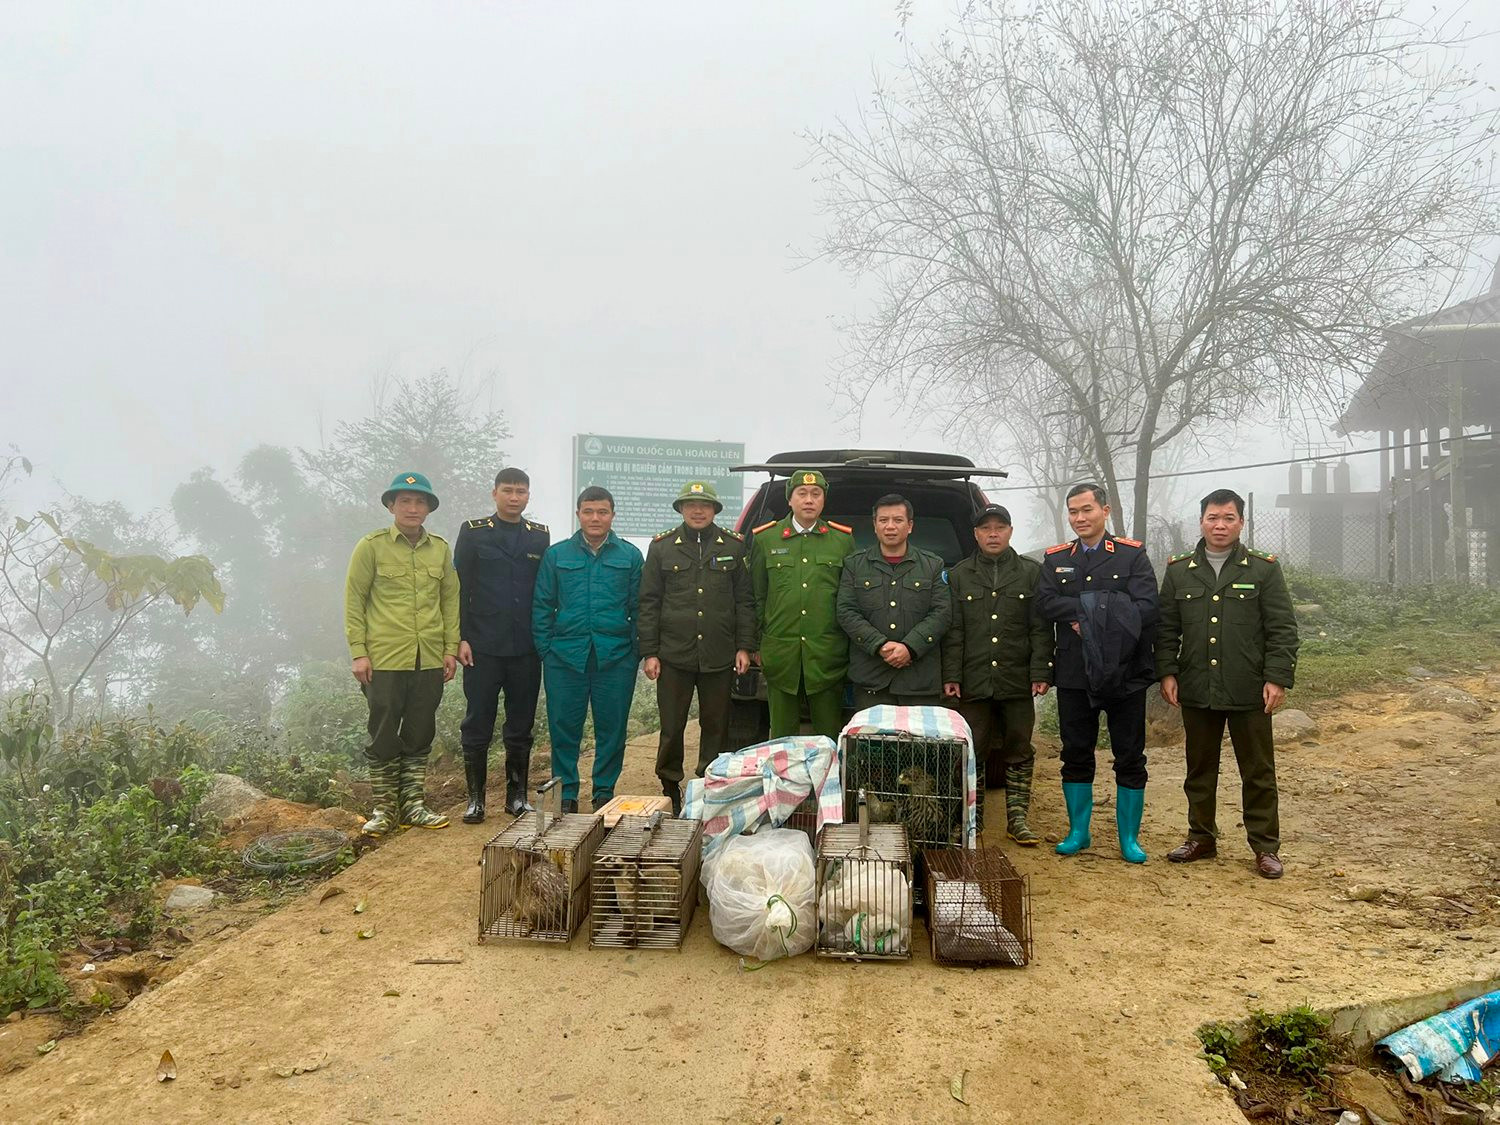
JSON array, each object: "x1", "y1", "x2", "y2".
[{"x1": 532, "y1": 486, "x2": 644, "y2": 813}]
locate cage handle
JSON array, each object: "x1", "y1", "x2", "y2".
[
  {"x1": 857, "y1": 788, "x2": 869, "y2": 849},
  {"x1": 535, "y1": 777, "x2": 562, "y2": 837}
]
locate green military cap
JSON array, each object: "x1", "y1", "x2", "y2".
[
  {"x1": 673, "y1": 480, "x2": 723, "y2": 514},
  {"x1": 785, "y1": 469, "x2": 829, "y2": 499},
  {"x1": 381, "y1": 470, "x2": 440, "y2": 511}
]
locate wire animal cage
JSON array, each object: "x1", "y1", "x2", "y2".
[
  {"x1": 479, "y1": 778, "x2": 605, "y2": 944},
  {"x1": 589, "y1": 812, "x2": 703, "y2": 951},
  {"x1": 815, "y1": 791, "x2": 913, "y2": 961},
  {"x1": 922, "y1": 848, "x2": 1032, "y2": 967}
]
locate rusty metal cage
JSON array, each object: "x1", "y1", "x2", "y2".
[
  {"x1": 841, "y1": 731, "x2": 966, "y2": 852},
  {"x1": 479, "y1": 779, "x2": 605, "y2": 944},
  {"x1": 922, "y1": 848, "x2": 1032, "y2": 967},
  {"x1": 815, "y1": 792, "x2": 913, "y2": 961},
  {"x1": 589, "y1": 812, "x2": 703, "y2": 951}
]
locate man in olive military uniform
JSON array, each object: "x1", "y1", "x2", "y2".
[
  {"x1": 453, "y1": 467, "x2": 550, "y2": 823},
  {"x1": 344, "y1": 471, "x2": 460, "y2": 836},
  {"x1": 1157, "y1": 488, "x2": 1299, "y2": 879},
  {"x1": 941, "y1": 504, "x2": 1053, "y2": 844},
  {"x1": 1037, "y1": 483, "x2": 1158, "y2": 864},
  {"x1": 837, "y1": 493, "x2": 952, "y2": 707},
  {"x1": 750, "y1": 470, "x2": 856, "y2": 740},
  {"x1": 639, "y1": 481, "x2": 757, "y2": 812}
]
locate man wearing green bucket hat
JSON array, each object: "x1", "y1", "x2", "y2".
[
  {"x1": 749, "y1": 469, "x2": 855, "y2": 739},
  {"x1": 344, "y1": 471, "x2": 460, "y2": 835},
  {"x1": 638, "y1": 480, "x2": 756, "y2": 811}
]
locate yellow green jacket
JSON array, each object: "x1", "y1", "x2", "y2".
[{"x1": 344, "y1": 525, "x2": 460, "y2": 671}]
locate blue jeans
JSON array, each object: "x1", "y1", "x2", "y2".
[{"x1": 543, "y1": 648, "x2": 637, "y2": 803}]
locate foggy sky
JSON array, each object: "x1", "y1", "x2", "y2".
[{"x1": 4, "y1": 1, "x2": 1498, "y2": 543}]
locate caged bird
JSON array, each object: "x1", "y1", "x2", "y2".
[
  {"x1": 512, "y1": 856, "x2": 569, "y2": 934},
  {"x1": 864, "y1": 793, "x2": 900, "y2": 825},
  {"x1": 895, "y1": 766, "x2": 958, "y2": 848}
]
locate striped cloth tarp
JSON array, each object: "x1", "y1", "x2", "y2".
[
  {"x1": 682, "y1": 735, "x2": 844, "y2": 858},
  {"x1": 838, "y1": 705, "x2": 978, "y2": 848}
]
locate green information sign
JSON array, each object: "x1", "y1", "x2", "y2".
[{"x1": 572, "y1": 434, "x2": 746, "y2": 537}]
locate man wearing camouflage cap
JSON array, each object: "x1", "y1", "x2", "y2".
[
  {"x1": 638, "y1": 481, "x2": 757, "y2": 812},
  {"x1": 344, "y1": 471, "x2": 460, "y2": 836},
  {"x1": 750, "y1": 469, "x2": 855, "y2": 739}
]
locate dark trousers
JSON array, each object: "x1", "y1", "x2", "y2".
[
  {"x1": 767, "y1": 677, "x2": 844, "y2": 741},
  {"x1": 853, "y1": 687, "x2": 942, "y2": 709},
  {"x1": 1056, "y1": 687, "x2": 1147, "y2": 788},
  {"x1": 459, "y1": 651, "x2": 541, "y2": 759},
  {"x1": 362, "y1": 668, "x2": 445, "y2": 765},
  {"x1": 654, "y1": 664, "x2": 733, "y2": 789},
  {"x1": 956, "y1": 696, "x2": 1036, "y2": 788},
  {"x1": 543, "y1": 649, "x2": 637, "y2": 804},
  {"x1": 1182, "y1": 705, "x2": 1280, "y2": 854}
]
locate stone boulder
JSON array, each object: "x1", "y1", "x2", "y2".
[
  {"x1": 163, "y1": 884, "x2": 218, "y2": 911},
  {"x1": 199, "y1": 773, "x2": 268, "y2": 822},
  {"x1": 1271, "y1": 709, "x2": 1319, "y2": 745},
  {"x1": 1407, "y1": 683, "x2": 1483, "y2": 721}
]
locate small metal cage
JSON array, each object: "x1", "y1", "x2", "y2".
[
  {"x1": 589, "y1": 812, "x2": 703, "y2": 951},
  {"x1": 815, "y1": 791, "x2": 913, "y2": 961},
  {"x1": 922, "y1": 848, "x2": 1032, "y2": 967},
  {"x1": 479, "y1": 779, "x2": 605, "y2": 944},
  {"x1": 841, "y1": 731, "x2": 966, "y2": 852}
]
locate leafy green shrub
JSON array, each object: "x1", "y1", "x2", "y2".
[
  {"x1": 1197, "y1": 1021, "x2": 1238, "y2": 1076},
  {"x1": 209, "y1": 723, "x2": 360, "y2": 810},
  {"x1": 1248, "y1": 1004, "x2": 1335, "y2": 1082}
]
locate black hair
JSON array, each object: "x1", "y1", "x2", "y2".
[
  {"x1": 576, "y1": 486, "x2": 614, "y2": 510},
  {"x1": 1200, "y1": 488, "x2": 1245, "y2": 518},
  {"x1": 1066, "y1": 482, "x2": 1107, "y2": 506},
  {"x1": 872, "y1": 493, "x2": 914, "y2": 521},
  {"x1": 495, "y1": 467, "x2": 530, "y2": 487}
]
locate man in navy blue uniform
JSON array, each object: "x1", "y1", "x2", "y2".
[
  {"x1": 454, "y1": 467, "x2": 551, "y2": 822},
  {"x1": 1036, "y1": 483, "x2": 1158, "y2": 863}
]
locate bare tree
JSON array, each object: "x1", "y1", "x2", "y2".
[{"x1": 811, "y1": 0, "x2": 1498, "y2": 538}]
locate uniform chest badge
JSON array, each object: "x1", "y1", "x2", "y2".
[
  {"x1": 1054, "y1": 566, "x2": 1075, "y2": 574},
  {"x1": 769, "y1": 547, "x2": 790, "y2": 556},
  {"x1": 1231, "y1": 583, "x2": 1256, "y2": 590}
]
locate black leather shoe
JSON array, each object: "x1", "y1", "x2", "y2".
[
  {"x1": 1166, "y1": 838, "x2": 1217, "y2": 863},
  {"x1": 461, "y1": 751, "x2": 487, "y2": 824}
]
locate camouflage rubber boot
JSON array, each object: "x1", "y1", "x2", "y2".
[
  {"x1": 398, "y1": 757, "x2": 450, "y2": 830},
  {"x1": 361, "y1": 760, "x2": 401, "y2": 837},
  {"x1": 1004, "y1": 762, "x2": 1042, "y2": 846}
]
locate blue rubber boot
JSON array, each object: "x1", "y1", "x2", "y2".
[
  {"x1": 1054, "y1": 782, "x2": 1093, "y2": 856},
  {"x1": 1116, "y1": 786, "x2": 1147, "y2": 864}
]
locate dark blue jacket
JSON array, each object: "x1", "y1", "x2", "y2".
[
  {"x1": 453, "y1": 514, "x2": 550, "y2": 657},
  {"x1": 1036, "y1": 535, "x2": 1158, "y2": 696}
]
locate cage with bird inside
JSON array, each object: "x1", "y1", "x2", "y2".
[
  {"x1": 815, "y1": 790, "x2": 913, "y2": 961},
  {"x1": 479, "y1": 778, "x2": 605, "y2": 944},
  {"x1": 588, "y1": 811, "x2": 703, "y2": 951},
  {"x1": 922, "y1": 847, "x2": 1032, "y2": 967}
]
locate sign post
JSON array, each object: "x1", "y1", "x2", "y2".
[{"x1": 571, "y1": 434, "x2": 746, "y2": 537}]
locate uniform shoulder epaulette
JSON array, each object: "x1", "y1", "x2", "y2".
[
  {"x1": 426, "y1": 530, "x2": 449, "y2": 544},
  {"x1": 524, "y1": 519, "x2": 548, "y2": 534},
  {"x1": 362, "y1": 529, "x2": 388, "y2": 542},
  {"x1": 1114, "y1": 536, "x2": 1143, "y2": 548},
  {"x1": 1044, "y1": 542, "x2": 1071, "y2": 555},
  {"x1": 752, "y1": 521, "x2": 778, "y2": 535},
  {"x1": 652, "y1": 527, "x2": 677, "y2": 541},
  {"x1": 827, "y1": 521, "x2": 853, "y2": 534},
  {"x1": 1168, "y1": 551, "x2": 1194, "y2": 564},
  {"x1": 465, "y1": 517, "x2": 493, "y2": 529},
  {"x1": 724, "y1": 528, "x2": 744, "y2": 541},
  {"x1": 1247, "y1": 547, "x2": 1278, "y2": 562}
]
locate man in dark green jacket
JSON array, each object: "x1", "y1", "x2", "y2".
[
  {"x1": 639, "y1": 481, "x2": 756, "y2": 812},
  {"x1": 750, "y1": 470, "x2": 856, "y2": 739},
  {"x1": 532, "y1": 486, "x2": 643, "y2": 813},
  {"x1": 941, "y1": 505, "x2": 1053, "y2": 844},
  {"x1": 836, "y1": 493, "x2": 953, "y2": 706},
  {"x1": 1157, "y1": 488, "x2": 1299, "y2": 879}
]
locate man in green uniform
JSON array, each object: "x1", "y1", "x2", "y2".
[
  {"x1": 639, "y1": 481, "x2": 757, "y2": 813},
  {"x1": 941, "y1": 504, "x2": 1053, "y2": 844},
  {"x1": 1157, "y1": 488, "x2": 1299, "y2": 879},
  {"x1": 344, "y1": 471, "x2": 460, "y2": 836},
  {"x1": 750, "y1": 470, "x2": 856, "y2": 739},
  {"x1": 836, "y1": 493, "x2": 953, "y2": 707},
  {"x1": 532, "y1": 486, "x2": 644, "y2": 813}
]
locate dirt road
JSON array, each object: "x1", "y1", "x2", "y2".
[{"x1": 4, "y1": 679, "x2": 1499, "y2": 1124}]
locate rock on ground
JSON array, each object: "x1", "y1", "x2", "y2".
[
  {"x1": 1332, "y1": 1068, "x2": 1407, "y2": 1125},
  {"x1": 200, "y1": 774, "x2": 269, "y2": 822},
  {"x1": 1406, "y1": 683, "x2": 1483, "y2": 721},
  {"x1": 163, "y1": 885, "x2": 218, "y2": 912},
  {"x1": 1272, "y1": 708, "x2": 1318, "y2": 744}
]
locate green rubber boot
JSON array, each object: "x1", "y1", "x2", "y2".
[
  {"x1": 1054, "y1": 782, "x2": 1093, "y2": 856},
  {"x1": 361, "y1": 760, "x2": 401, "y2": 837},
  {"x1": 399, "y1": 757, "x2": 449, "y2": 830},
  {"x1": 1004, "y1": 762, "x2": 1042, "y2": 846},
  {"x1": 1115, "y1": 785, "x2": 1147, "y2": 864}
]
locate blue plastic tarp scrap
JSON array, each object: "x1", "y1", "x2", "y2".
[{"x1": 1375, "y1": 989, "x2": 1500, "y2": 1084}]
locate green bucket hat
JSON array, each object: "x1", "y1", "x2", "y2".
[
  {"x1": 381, "y1": 471, "x2": 440, "y2": 511},
  {"x1": 673, "y1": 480, "x2": 723, "y2": 514},
  {"x1": 784, "y1": 469, "x2": 828, "y2": 500}
]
